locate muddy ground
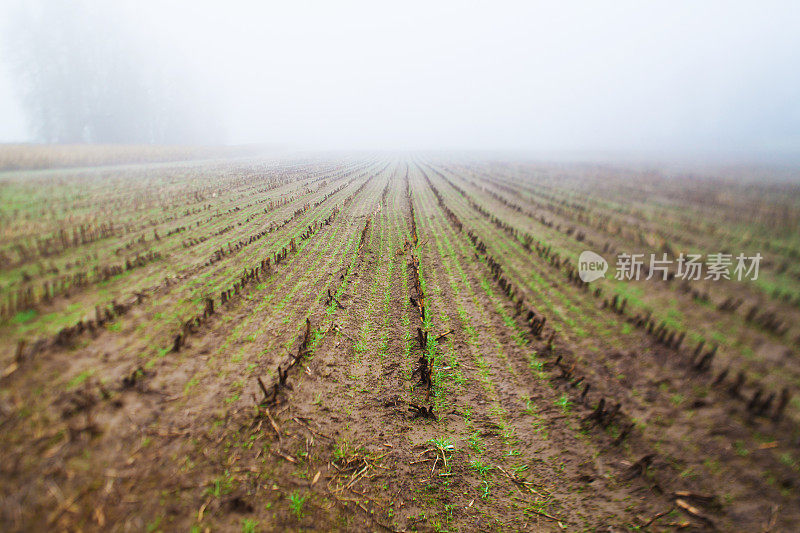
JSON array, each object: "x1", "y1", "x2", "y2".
[{"x1": 1, "y1": 156, "x2": 798, "y2": 531}]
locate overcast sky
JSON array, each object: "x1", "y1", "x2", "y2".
[{"x1": 0, "y1": 0, "x2": 799, "y2": 155}]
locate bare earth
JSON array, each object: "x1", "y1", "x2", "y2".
[{"x1": 1, "y1": 153, "x2": 798, "y2": 531}]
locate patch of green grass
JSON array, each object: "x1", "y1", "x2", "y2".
[
  {"x1": 224, "y1": 392, "x2": 240, "y2": 404},
  {"x1": 468, "y1": 431, "x2": 485, "y2": 454},
  {"x1": 512, "y1": 464, "x2": 529, "y2": 474},
  {"x1": 480, "y1": 480, "x2": 490, "y2": 500},
  {"x1": 734, "y1": 440, "x2": 749, "y2": 456},
  {"x1": 184, "y1": 377, "x2": 199, "y2": 394},
  {"x1": 145, "y1": 516, "x2": 162, "y2": 533},
  {"x1": 555, "y1": 394, "x2": 571, "y2": 413},
  {"x1": 241, "y1": 518, "x2": 259, "y2": 533},
  {"x1": 289, "y1": 490, "x2": 308, "y2": 520},
  {"x1": 704, "y1": 458, "x2": 721, "y2": 474},
  {"x1": 66, "y1": 369, "x2": 95, "y2": 390},
  {"x1": 523, "y1": 397, "x2": 536, "y2": 415},
  {"x1": 469, "y1": 459, "x2": 492, "y2": 477},
  {"x1": 205, "y1": 470, "x2": 235, "y2": 498},
  {"x1": 429, "y1": 437, "x2": 455, "y2": 461},
  {"x1": 429, "y1": 436, "x2": 454, "y2": 451},
  {"x1": 10, "y1": 309, "x2": 37, "y2": 324},
  {"x1": 333, "y1": 438, "x2": 350, "y2": 461}
]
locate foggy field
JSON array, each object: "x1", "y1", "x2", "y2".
[
  {"x1": 1, "y1": 3, "x2": 799, "y2": 530},
  {"x1": 0, "y1": 145, "x2": 266, "y2": 172},
  {"x1": 1, "y1": 152, "x2": 799, "y2": 531}
]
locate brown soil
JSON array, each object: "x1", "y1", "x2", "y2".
[{"x1": 1, "y1": 156, "x2": 798, "y2": 532}]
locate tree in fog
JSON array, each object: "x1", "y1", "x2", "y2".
[{"x1": 6, "y1": 1, "x2": 221, "y2": 144}]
